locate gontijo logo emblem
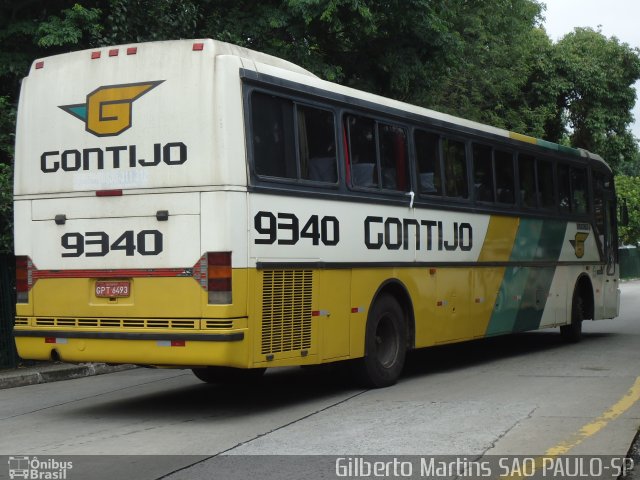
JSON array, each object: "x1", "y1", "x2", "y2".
[{"x1": 59, "y1": 81, "x2": 164, "y2": 137}]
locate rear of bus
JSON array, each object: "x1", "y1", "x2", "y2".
[{"x1": 13, "y1": 40, "x2": 254, "y2": 369}]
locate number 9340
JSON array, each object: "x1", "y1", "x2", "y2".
[{"x1": 61, "y1": 230, "x2": 163, "y2": 257}]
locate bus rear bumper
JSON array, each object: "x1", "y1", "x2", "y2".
[{"x1": 13, "y1": 326, "x2": 252, "y2": 368}]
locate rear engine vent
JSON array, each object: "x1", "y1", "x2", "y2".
[
  {"x1": 204, "y1": 320, "x2": 234, "y2": 329},
  {"x1": 261, "y1": 270, "x2": 312, "y2": 355},
  {"x1": 33, "y1": 318, "x2": 198, "y2": 329}
]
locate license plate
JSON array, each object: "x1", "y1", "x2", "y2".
[{"x1": 95, "y1": 281, "x2": 130, "y2": 298}]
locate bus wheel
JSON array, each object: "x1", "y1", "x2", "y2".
[
  {"x1": 560, "y1": 291, "x2": 584, "y2": 343},
  {"x1": 191, "y1": 367, "x2": 266, "y2": 384},
  {"x1": 352, "y1": 294, "x2": 407, "y2": 388}
]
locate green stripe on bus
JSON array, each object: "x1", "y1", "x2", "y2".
[
  {"x1": 558, "y1": 144, "x2": 581, "y2": 157},
  {"x1": 536, "y1": 139, "x2": 559, "y2": 151},
  {"x1": 485, "y1": 219, "x2": 567, "y2": 335}
]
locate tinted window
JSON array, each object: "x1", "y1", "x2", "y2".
[
  {"x1": 251, "y1": 92, "x2": 337, "y2": 184},
  {"x1": 251, "y1": 92, "x2": 296, "y2": 178},
  {"x1": 298, "y1": 105, "x2": 337, "y2": 183},
  {"x1": 346, "y1": 115, "x2": 376, "y2": 188},
  {"x1": 495, "y1": 150, "x2": 515, "y2": 204},
  {"x1": 558, "y1": 164, "x2": 571, "y2": 212},
  {"x1": 519, "y1": 154, "x2": 536, "y2": 207},
  {"x1": 346, "y1": 115, "x2": 408, "y2": 191},
  {"x1": 443, "y1": 138, "x2": 468, "y2": 199},
  {"x1": 571, "y1": 167, "x2": 589, "y2": 214},
  {"x1": 537, "y1": 159, "x2": 555, "y2": 209},
  {"x1": 379, "y1": 124, "x2": 409, "y2": 191},
  {"x1": 473, "y1": 144, "x2": 494, "y2": 202},
  {"x1": 415, "y1": 130, "x2": 442, "y2": 195}
]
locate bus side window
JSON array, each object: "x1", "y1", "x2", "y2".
[
  {"x1": 593, "y1": 172, "x2": 606, "y2": 245},
  {"x1": 415, "y1": 130, "x2": 442, "y2": 195},
  {"x1": 251, "y1": 92, "x2": 296, "y2": 179},
  {"x1": 443, "y1": 138, "x2": 468, "y2": 199},
  {"x1": 472, "y1": 143, "x2": 494, "y2": 202},
  {"x1": 346, "y1": 115, "x2": 377, "y2": 188},
  {"x1": 571, "y1": 167, "x2": 589, "y2": 214},
  {"x1": 379, "y1": 123, "x2": 409, "y2": 191},
  {"x1": 558, "y1": 163, "x2": 571, "y2": 212},
  {"x1": 298, "y1": 105, "x2": 338, "y2": 183},
  {"x1": 518, "y1": 154, "x2": 536, "y2": 207},
  {"x1": 495, "y1": 150, "x2": 515, "y2": 204},
  {"x1": 537, "y1": 159, "x2": 555, "y2": 209}
]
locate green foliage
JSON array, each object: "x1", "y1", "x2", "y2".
[
  {"x1": 103, "y1": 0, "x2": 201, "y2": 44},
  {"x1": 554, "y1": 28, "x2": 640, "y2": 170},
  {"x1": 36, "y1": 3, "x2": 103, "y2": 48},
  {"x1": 424, "y1": 1, "x2": 560, "y2": 138},
  {"x1": 1, "y1": 0, "x2": 640, "y2": 253},
  {"x1": 0, "y1": 162, "x2": 12, "y2": 254},
  {"x1": 0, "y1": 96, "x2": 15, "y2": 253},
  {"x1": 615, "y1": 175, "x2": 640, "y2": 245}
]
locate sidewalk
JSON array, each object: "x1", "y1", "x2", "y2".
[{"x1": 0, "y1": 361, "x2": 135, "y2": 389}]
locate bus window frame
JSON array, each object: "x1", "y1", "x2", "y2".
[
  {"x1": 241, "y1": 71, "x2": 606, "y2": 227},
  {"x1": 244, "y1": 86, "x2": 342, "y2": 190},
  {"x1": 342, "y1": 110, "x2": 413, "y2": 197}
]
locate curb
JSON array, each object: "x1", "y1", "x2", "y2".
[{"x1": 0, "y1": 363, "x2": 136, "y2": 390}]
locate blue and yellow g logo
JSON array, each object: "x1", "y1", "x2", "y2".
[{"x1": 59, "y1": 81, "x2": 164, "y2": 137}]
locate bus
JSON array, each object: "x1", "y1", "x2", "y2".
[{"x1": 13, "y1": 39, "x2": 620, "y2": 388}]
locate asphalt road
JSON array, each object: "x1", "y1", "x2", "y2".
[{"x1": 1, "y1": 281, "x2": 639, "y2": 479}]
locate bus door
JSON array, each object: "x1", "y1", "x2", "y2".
[{"x1": 594, "y1": 171, "x2": 619, "y2": 319}]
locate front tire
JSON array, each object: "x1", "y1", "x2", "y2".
[
  {"x1": 351, "y1": 294, "x2": 407, "y2": 388},
  {"x1": 561, "y1": 291, "x2": 584, "y2": 343},
  {"x1": 192, "y1": 366, "x2": 266, "y2": 384}
]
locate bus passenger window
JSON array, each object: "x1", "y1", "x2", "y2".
[
  {"x1": 251, "y1": 92, "x2": 296, "y2": 179},
  {"x1": 472, "y1": 144, "x2": 494, "y2": 202},
  {"x1": 415, "y1": 130, "x2": 442, "y2": 195},
  {"x1": 571, "y1": 167, "x2": 589, "y2": 214},
  {"x1": 379, "y1": 123, "x2": 409, "y2": 191},
  {"x1": 443, "y1": 138, "x2": 468, "y2": 199},
  {"x1": 558, "y1": 164, "x2": 571, "y2": 212},
  {"x1": 298, "y1": 105, "x2": 337, "y2": 183},
  {"x1": 537, "y1": 159, "x2": 555, "y2": 209},
  {"x1": 519, "y1": 154, "x2": 536, "y2": 207},
  {"x1": 495, "y1": 150, "x2": 515, "y2": 204},
  {"x1": 346, "y1": 115, "x2": 377, "y2": 188}
]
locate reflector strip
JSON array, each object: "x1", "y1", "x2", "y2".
[
  {"x1": 312, "y1": 310, "x2": 329, "y2": 317},
  {"x1": 109, "y1": 49, "x2": 119, "y2": 57},
  {"x1": 96, "y1": 189, "x2": 123, "y2": 197},
  {"x1": 33, "y1": 268, "x2": 191, "y2": 280},
  {"x1": 91, "y1": 51, "x2": 101, "y2": 59},
  {"x1": 127, "y1": 47, "x2": 137, "y2": 55},
  {"x1": 156, "y1": 340, "x2": 186, "y2": 347},
  {"x1": 44, "y1": 338, "x2": 67, "y2": 344},
  {"x1": 351, "y1": 307, "x2": 364, "y2": 313},
  {"x1": 35, "y1": 61, "x2": 44, "y2": 69},
  {"x1": 193, "y1": 42, "x2": 204, "y2": 51}
]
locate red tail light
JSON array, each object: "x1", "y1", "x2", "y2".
[
  {"x1": 16, "y1": 256, "x2": 33, "y2": 303},
  {"x1": 191, "y1": 252, "x2": 232, "y2": 304},
  {"x1": 207, "y1": 252, "x2": 232, "y2": 304}
]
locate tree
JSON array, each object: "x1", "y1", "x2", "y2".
[
  {"x1": 424, "y1": 0, "x2": 561, "y2": 138},
  {"x1": 616, "y1": 175, "x2": 640, "y2": 245},
  {"x1": 553, "y1": 28, "x2": 640, "y2": 170}
]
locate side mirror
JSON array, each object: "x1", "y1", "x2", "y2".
[{"x1": 620, "y1": 200, "x2": 629, "y2": 226}]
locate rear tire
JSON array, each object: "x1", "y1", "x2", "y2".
[
  {"x1": 191, "y1": 366, "x2": 266, "y2": 384},
  {"x1": 351, "y1": 294, "x2": 407, "y2": 388},
  {"x1": 561, "y1": 291, "x2": 584, "y2": 343}
]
